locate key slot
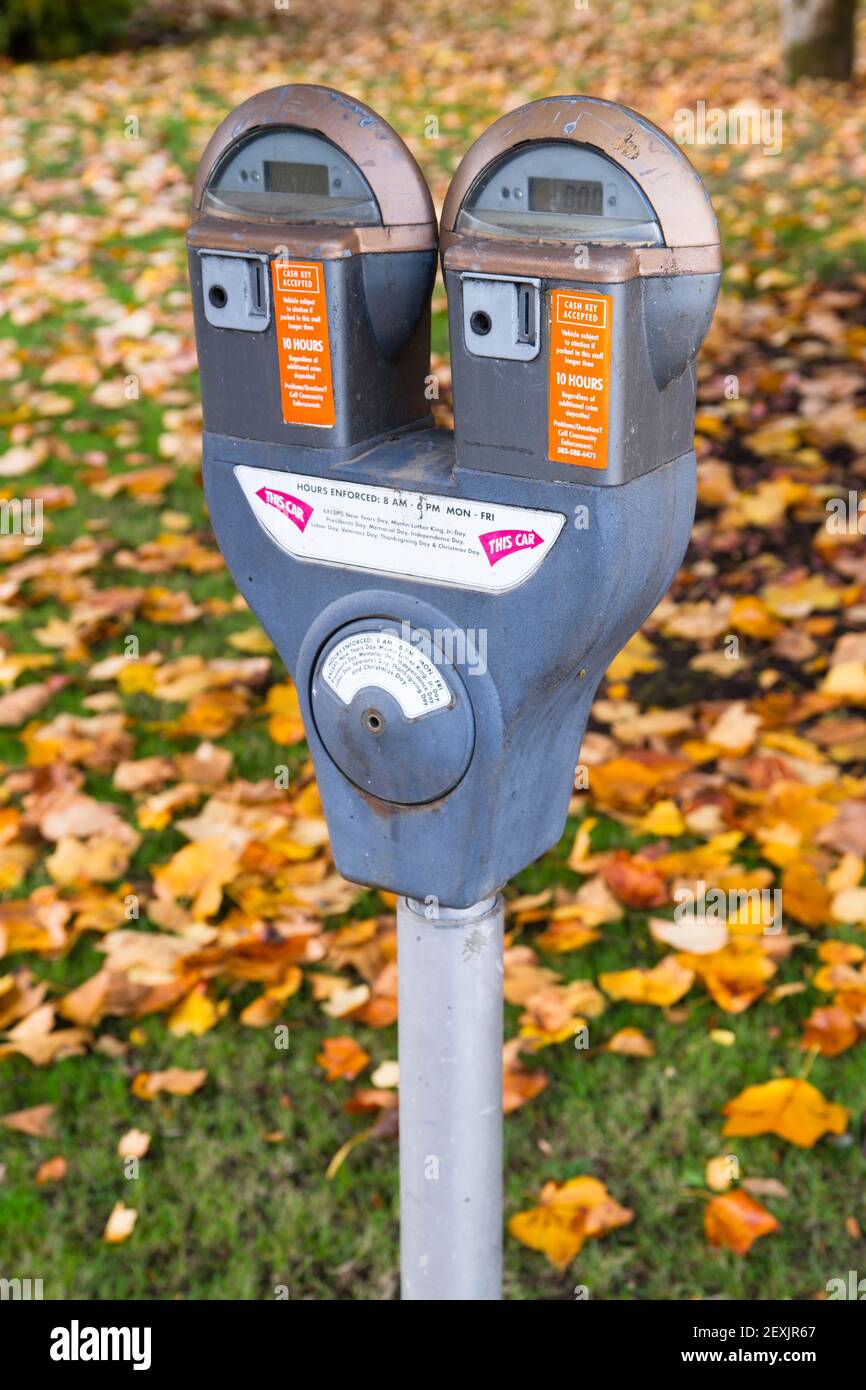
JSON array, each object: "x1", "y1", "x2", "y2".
[
  {"x1": 249, "y1": 259, "x2": 266, "y2": 316},
  {"x1": 516, "y1": 283, "x2": 536, "y2": 345}
]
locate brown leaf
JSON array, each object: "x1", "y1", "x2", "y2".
[
  {"x1": 604, "y1": 1026, "x2": 655, "y2": 1057},
  {"x1": 503, "y1": 1048, "x2": 549, "y2": 1113},
  {"x1": 1, "y1": 1103, "x2": 56, "y2": 1138},
  {"x1": 801, "y1": 1005, "x2": 859, "y2": 1057},
  {"x1": 35, "y1": 1155, "x2": 67, "y2": 1185},
  {"x1": 602, "y1": 852, "x2": 669, "y2": 909},
  {"x1": 103, "y1": 1201, "x2": 137, "y2": 1244},
  {"x1": 0, "y1": 677, "x2": 66, "y2": 727},
  {"x1": 131, "y1": 1067, "x2": 208, "y2": 1100}
]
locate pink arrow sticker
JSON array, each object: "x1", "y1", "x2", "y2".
[
  {"x1": 478, "y1": 528, "x2": 544, "y2": 566},
  {"x1": 256, "y1": 486, "x2": 314, "y2": 533}
]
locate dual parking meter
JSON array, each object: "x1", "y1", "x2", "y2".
[{"x1": 189, "y1": 87, "x2": 720, "y2": 1300}]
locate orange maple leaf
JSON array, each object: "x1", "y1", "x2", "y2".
[{"x1": 705, "y1": 1189, "x2": 780, "y2": 1255}]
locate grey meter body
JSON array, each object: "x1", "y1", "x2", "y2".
[{"x1": 192, "y1": 91, "x2": 720, "y2": 907}]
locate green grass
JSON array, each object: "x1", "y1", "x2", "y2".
[
  {"x1": 2, "y1": 988, "x2": 861, "y2": 1301},
  {"x1": 2, "y1": 815, "x2": 863, "y2": 1300}
]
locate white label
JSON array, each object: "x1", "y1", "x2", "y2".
[
  {"x1": 321, "y1": 632, "x2": 450, "y2": 719},
  {"x1": 234, "y1": 465, "x2": 564, "y2": 593}
]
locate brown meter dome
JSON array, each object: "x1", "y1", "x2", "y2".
[
  {"x1": 440, "y1": 95, "x2": 721, "y2": 283},
  {"x1": 189, "y1": 84, "x2": 437, "y2": 258}
]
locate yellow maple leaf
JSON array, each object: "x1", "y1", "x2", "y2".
[
  {"x1": 728, "y1": 595, "x2": 780, "y2": 640},
  {"x1": 266, "y1": 681, "x2": 306, "y2": 745},
  {"x1": 509, "y1": 1176, "x2": 633, "y2": 1269},
  {"x1": 152, "y1": 837, "x2": 239, "y2": 919},
  {"x1": 167, "y1": 985, "x2": 227, "y2": 1038},
  {"x1": 636, "y1": 799, "x2": 686, "y2": 837},
  {"x1": 681, "y1": 942, "x2": 775, "y2": 1013},
  {"x1": 821, "y1": 661, "x2": 866, "y2": 702},
  {"x1": 605, "y1": 632, "x2": 660, "y2": 682},
  {"x1": 722, "y1": 1078, "x2": 848, "y2": 1148},
  {"x1": 762, "y1": 575, "x2": 854, "y2": 619},
  {"x1": 781, "y1": 863, "x2": 831, "y2": 928},
  {"x1": 228, "y1": 626, "x2": 273, "y2": 654},
  {"x1": 117, "y1": 662, "x2": 158, "y2": 696},
  {"x1": 599, "y1": 954, "x2": 694, "y2": 1007}
]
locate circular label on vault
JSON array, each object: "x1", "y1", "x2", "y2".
[{"x1": 321, "y1": 632, "x2": 450, "y2": 719}]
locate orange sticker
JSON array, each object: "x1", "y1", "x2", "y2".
[
  {"x1": 548, "y1": 290, "x2": 612, "y2": 469},
  {"x1": 272, "y1": 259, "x2": 335, "y2": 428}
]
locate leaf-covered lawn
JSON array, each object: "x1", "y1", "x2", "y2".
[{"x1": 1, "y1": 0, "x2": 865, "y2": 1299}]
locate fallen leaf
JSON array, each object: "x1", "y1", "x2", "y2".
[
  {"x1": 650, "y1": 914, "x2": 728, "y2": 955},
  {"x1": 35, "y1": 1155, "x2": 67, "y2": 1185},
  {"x1": 602, "y1": 852, "x2": 669, "y2": 909},
  {"x1": 503, "y1": 1041, "x2": 548, "y2": 1113},
  {"x1": 103, "y1": 1200, "x2": 137, "y2": 1244},
  {"x1": 167, "y1": 984, "x2": 227, "y2": 1038},
  {"x1": 704, "y1": 1189, "x2": 780, "y2": 1254},
  {"x1": 266, "y1": 682, "x2": 306, "y2": 745},
  {"x1": 118, "y1": 1129, "x2": 151, "y2": 1159},
  {"x1": 316, "y1": 1036, "x2": 369, "y2": 1082},
  {"x1": 370, "y1": 1059, "x2": 399, "y2": 1089},
  {"x1": 131, "y1": 1067, "x2": 208, "y2": 1100},
  {"x1": 508, "y1": 1176, "x2": 633, "y2": 1269},
  {"x1": 604, "y1": 1027, "x2": 655, "y2": 1057},
  {"x1": 801, "y1": 1005, "x2": 860, "y2": 1057},
  {"x1": 722, "y1": 1078, "x2": 848, "y2": 1148},
  {"x1": 705, "y1": 1155, "x2": 736, "y2": 1192},
  {"x1": 1, "y1": 1103, "x2": 56, "y2": 1137},
  {"x1": 600, "y1": 955, "x2": 694, "y2": 1007}
]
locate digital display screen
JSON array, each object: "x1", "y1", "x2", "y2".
[
  {"x1": 264, "y1": 161, "x2": 329, "y2": 195},
  {"x1": 528, "y1": 177, "x2": 603, "y2": 216}
]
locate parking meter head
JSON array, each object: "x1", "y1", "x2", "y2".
[
  {"x1": 440, "y1": 96, "x2": 721, "y2": 483},
  {"x1": 187, "y1": 85, "x2": 438, "y2": 451},
  {"x1": 193, "y1": 93, "x2": 719, "y2": 909}
]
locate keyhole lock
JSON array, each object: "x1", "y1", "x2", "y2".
[
  {"x1": 311, "y1": 620, "x2": 475, "y2": 805},
  {"x1": 461, "y1": 275, "x2": 540, "y2": 361},
  {"x1": 362, "y1": 708, "x2": 385, "y2": 736}
]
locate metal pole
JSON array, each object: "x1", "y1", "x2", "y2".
[{"x1": 397, "y1": 891, "x2": 504, "y2": 1301}]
